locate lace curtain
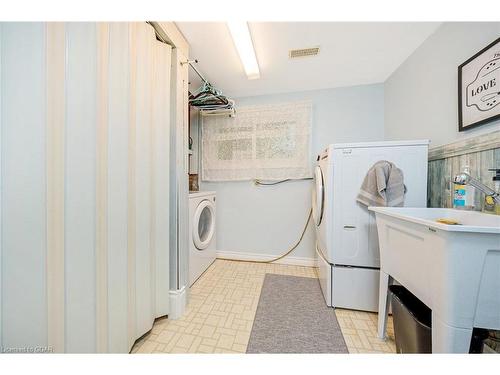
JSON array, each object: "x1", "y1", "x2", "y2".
[{"x1": 201, "y1": 101, "x2": 312, "y2": 181}]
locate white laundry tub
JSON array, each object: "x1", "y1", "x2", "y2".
[{"x1": 370, "y1": 207, "x2": 500, "y2": 353}]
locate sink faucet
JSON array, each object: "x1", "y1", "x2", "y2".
[{"x1": 453, "y1": 172, "x2": 500, "y2": 205}]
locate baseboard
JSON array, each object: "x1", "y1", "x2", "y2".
[
  {"x1": 168, "y1": 286, "x2": 187, "y2": 320},
  {"x1": 216, "y1": 250, "x2": 316, "y2": 267}
]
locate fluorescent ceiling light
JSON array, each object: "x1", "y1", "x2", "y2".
[{"x1": 227, "y1": 22, "x2": 260, "y2": 80}]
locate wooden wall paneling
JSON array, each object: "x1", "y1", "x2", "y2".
[{"x1": 428, "y1": 146, "x2": 499, "y2": 211}]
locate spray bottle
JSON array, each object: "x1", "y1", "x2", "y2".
[{"x1": 483, "y1": 169, "x2": 500, "y2": 215}]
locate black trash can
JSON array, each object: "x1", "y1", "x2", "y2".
[
  {"x1": 389, "y1": 285, "x2": 432, "y2": 353},
  {"x1": 469, "y1": 328, "x2": 490, "y2": 353}
]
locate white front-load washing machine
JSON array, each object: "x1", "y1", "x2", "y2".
[
  {"x1": 312, "y1": 140, "x2": 429, "y2": 311},
  {"x1": 189, "y1": 191, "x2": 217, "y2": 286}
]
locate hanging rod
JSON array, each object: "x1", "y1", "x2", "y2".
[
  {"x1": 148, "y1": 23, "x2": 208, "y2": 86},
  {"x1": 148, "y1": 23, "x2": 210, "y2": 89},
  {"x1": 181, "y1": 59, "x2": 209, "y2": 85}
]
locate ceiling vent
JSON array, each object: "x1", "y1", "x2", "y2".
[{"x1": 289, "y1": 47, "x2": 320, "y2": 59}]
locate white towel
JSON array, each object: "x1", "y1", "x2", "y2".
[{"x1": 356, "y1": 160, "x2": 406, "y2": 207}]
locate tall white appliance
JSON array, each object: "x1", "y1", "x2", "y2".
[{"x1": 312, "y1": 140, "x2": 429, "y2": 311}]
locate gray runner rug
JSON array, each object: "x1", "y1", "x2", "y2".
[{"x1": 246, "y1": 274, "x2": 348, "y2": 353}]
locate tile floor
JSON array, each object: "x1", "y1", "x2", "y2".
[{"x1": 131, "y1": 259, "x2": 396, "y2": 354}]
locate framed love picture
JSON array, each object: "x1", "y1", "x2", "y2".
[{"x1": 458, "y1": 37, "x2": 500, "y2": 131}]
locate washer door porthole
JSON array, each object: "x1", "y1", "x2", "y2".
[
  {"x1": 193, "y1": 199, "x2": 215, "y2": 250},
  {"x1": 312, "y1": 165, "x2": 325, "y2": 226}
]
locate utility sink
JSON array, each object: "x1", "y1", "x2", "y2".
[
  {"x1": 369, "y1": 207, "x2": 500, "y2": 353},
  {"x1": 371, "y1": 207, "x2": 500, "y2": 234}
]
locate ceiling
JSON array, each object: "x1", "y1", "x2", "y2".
[{"x1": 176, "y1": 22, "x2": 441, "y2": 98}]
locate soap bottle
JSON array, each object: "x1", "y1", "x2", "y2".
[
  {"x1": 453, "y1": 180, "x2": 466, "y2": 208},
  {"x1": 453, "y1": 166, "x2": 475, "y2": 209}
]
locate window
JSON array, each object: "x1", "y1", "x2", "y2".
[{"x1": 201, "y1": 101, "x2": 312, "y2": 181}]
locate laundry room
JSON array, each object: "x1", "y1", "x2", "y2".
[
  {"x1": 178, "y1": 21, "x2": 500, "y2": 356},
  {"x1": 1, "y1": 2, "x2": 500, "y2": 373}
]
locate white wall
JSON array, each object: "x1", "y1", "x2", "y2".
[
  {"x1": 201, "y1": 84, "x2": 384, "y2": 261},
  {"x1": 385, "y1": 22, "x2": 500, "y2": 147}
]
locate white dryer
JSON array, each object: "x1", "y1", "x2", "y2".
[
  {"x1": 189, "y1": 191, "x2": 217, "y2": 286},
  {"x1": 312, "y1": 140, "x2": 429, "y2": 311}
]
